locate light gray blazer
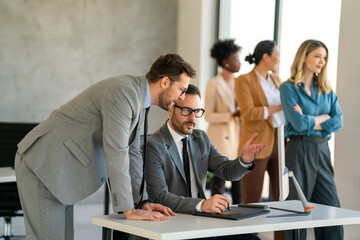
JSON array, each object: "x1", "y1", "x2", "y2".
[
  {"x1": 17, "y1": 75, "x2": 148, "y2": 212},
  {"x1": 145, "y1": 122, "x2": 253, "y2": 214}
]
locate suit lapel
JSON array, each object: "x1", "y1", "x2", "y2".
[
  {"x1": 160, "y1": 123, "x2": 187, "y2": 182},
  {"x1": 213, "y1": 74, "x2": 236, "y2": 112},
  {"x1": 161, "y1": 123, "x2": 206, "y2": 198},
  {"x1": 251, "y1": 70, "x2": 269, "y2": 107},
  {"x1": 128, "y1": 77, "x2": 148, "y2": 145}
]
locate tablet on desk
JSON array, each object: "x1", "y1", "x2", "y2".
[{"x1": 194, "y1": 206, "x2": 270, "y2": 220}]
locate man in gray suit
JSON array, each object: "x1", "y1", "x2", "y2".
[
  {"x1": 15, "y1": 54, "x2": 195, "y2": 240},
  {"x1": 145, "y1": 84, "x2": 265, "y2": 215}
]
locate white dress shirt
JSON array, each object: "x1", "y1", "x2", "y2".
[
  {"x1": 255, "y1": 70, "x2": 285, "y2": 128},
  {"x1": 166, "y1": 122, "x2": 252, "y2": 211},
  {"x1": 167, "y1": 122, "x2": 202, "y2": 210}
]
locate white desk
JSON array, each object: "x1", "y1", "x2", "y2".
[
  {"x1": 0, "y1": 167, "x2": 16, "y2": 183},
  {"x1": 91, "y1": 200, "x2": 360, "y2": 240}
]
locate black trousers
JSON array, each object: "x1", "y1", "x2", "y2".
[
  {"x1": 210, "y1": 177, "x2": 242, "y2": 204},
  {"x1": 285, "y1": 135, "x2": 343, "y2": 240}
]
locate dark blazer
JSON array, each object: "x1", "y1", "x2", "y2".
[
  {"x1": 145, "y1": 122, "x2": 252, "y2": 214},
  {"x1": 17, "y1": 75, "x2": 147, "y2": 212}
]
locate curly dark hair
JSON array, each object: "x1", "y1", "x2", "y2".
[{"x1": 210, "y1": 39, "x2": 241, "y2": 67}]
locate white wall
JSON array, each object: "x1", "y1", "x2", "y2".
[
  {"x1": 0, "y1": 0, "x2": 178, "y2": 237},
  {"x1": 335, "y1": 0, "x2": 360, "y2": 238},
  {"x1": 0, "y1": 0, "x2": 177, "y2": 134},
  {"x1": 177, "y1": 0, "x2": 217, "y2": 130}
]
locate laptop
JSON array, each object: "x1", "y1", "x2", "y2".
[{"x1": 194, "y1": 206, "x2": 270, "y2": 220}]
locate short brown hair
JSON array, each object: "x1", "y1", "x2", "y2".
[
  {"x1": 185, "y1": 84, "x2": 201, "y2": 99},
  {"x1": 146, "y1": 53, "x2": 196, "y2": 83}
]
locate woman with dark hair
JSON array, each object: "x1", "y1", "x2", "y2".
[
  {"x1": 205, "y1": 39, "x2": 242, "y2": 204},
  {"x1": 235, "y1": 40, "x2": 285, "y2": 239},
  {"x1": 280, "y1": 39, "x2": 343, "y2": 240}
]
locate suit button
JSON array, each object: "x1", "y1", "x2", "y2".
[{"x1": 101, "y1": 177, "x2": 107, "y2": 182}]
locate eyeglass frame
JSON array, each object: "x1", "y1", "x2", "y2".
[
  {"x1": 173, "y1": 104, "x2": 205, "y2": 118},
  {"x1": 165, "y1": 76, "x2": 187, "y2": 96}
]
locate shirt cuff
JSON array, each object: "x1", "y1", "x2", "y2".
[
  {"x1": 196, "y1": 200, "x2": 205, "y2": 212},
  {"x1": 307, "y1": 115, "x2": 316, "y2": 132},
  {"x1": 238, "y1": 154, "x2": 253, "y2": 169},
  {"x1": 264, "y1": 106, "x2": 269, "y2": 119},
  {"x1": 135, "y1": 199, "x2": 150, "y2": 209}
]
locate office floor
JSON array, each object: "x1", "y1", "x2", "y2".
[
  {"x1": 0, "y1": 187, "x2": 105, "y2": 240},
  {"x1": 0, "y1": 204, "x2": 103, "y2": 240}
]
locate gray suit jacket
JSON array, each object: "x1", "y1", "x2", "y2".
[
  {"x1": 145, "y1": 122, "x2": 253, "y2": 214},
  {"x1": 17, "y1": 75, "x2": 148, "y2": 212}
]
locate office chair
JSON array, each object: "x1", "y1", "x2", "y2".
[{"x1": 0, "y1": 182, "x2": 23, "y2": 240}]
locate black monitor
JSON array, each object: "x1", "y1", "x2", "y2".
[{"x1": 0, "y1": 122, "x2": 38, "y2": 168}]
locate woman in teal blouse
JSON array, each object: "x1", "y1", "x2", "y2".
[{"x1": 279, "y1": 39, "x2": 343, "y2": 240}]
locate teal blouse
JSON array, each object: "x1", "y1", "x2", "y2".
[{"x1": 279, "y1": 81, "x2": 343, "y2": 139}]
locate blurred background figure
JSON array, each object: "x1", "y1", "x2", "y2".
[
  {"x1": 205, "y1": 39, "x2": 242, "y2": 204},
  {"x1": 280, "y1": 39, "x2": 343, "y2": 240},
  {"x1": 235, "y1": 40, "x2": 285, "y2": 240}
]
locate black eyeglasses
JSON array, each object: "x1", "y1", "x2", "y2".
[
  {"x1": 167, "y1": 76, "x2": 187, "y2": 96},
  {"x1": 174, "y1": 105, "x2": 205, "y2": 118}
]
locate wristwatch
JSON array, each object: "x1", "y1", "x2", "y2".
[{"x1": 239, "y1": 154, "x2": 255, "y2": 170}]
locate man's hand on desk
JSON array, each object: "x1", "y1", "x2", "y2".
[
  {"x1": 123, "y1": 207, "x2": 173, "y2": 221},
  {"x1": 201, "y1": 194, "x2": 231, "y2": 213},
  {"x1": 241, "y1": 133, "x2": 265, "y2": 163},
  {"x1": 142, "y1": 202, "x2": 176, "y2": 217}
]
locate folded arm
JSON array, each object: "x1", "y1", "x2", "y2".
[
  {"x1": 292, "y1": 104, "x2": 330, "y2": 130},
  {"x1": 319, "y1": 92, "x2": 343, "y2": 134},
  {"x1": 280, "y1": 83, "x2": 316, "y2": 132}
]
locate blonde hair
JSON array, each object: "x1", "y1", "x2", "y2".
[{"x1": 288, "y1": 39, "x2": 332, "y2": 94}]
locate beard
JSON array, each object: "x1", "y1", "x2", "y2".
[
  {"x1": 170, "y1": 112, "x2": 196, "y2": 135},
  {"x1": 158, "y1": 88, "x2": 175, "y2": 111}
]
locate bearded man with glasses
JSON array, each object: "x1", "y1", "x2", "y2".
[{"x1": 145, "y1": 84, "x2": 264, "y2": 240}]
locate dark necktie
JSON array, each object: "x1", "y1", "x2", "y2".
[
  {"x1": 181, "y1": 137, "x2": 192, "y2": 197},
  {"x1": 137, "y1": 107, "x2": 150, "y2": 207}
]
